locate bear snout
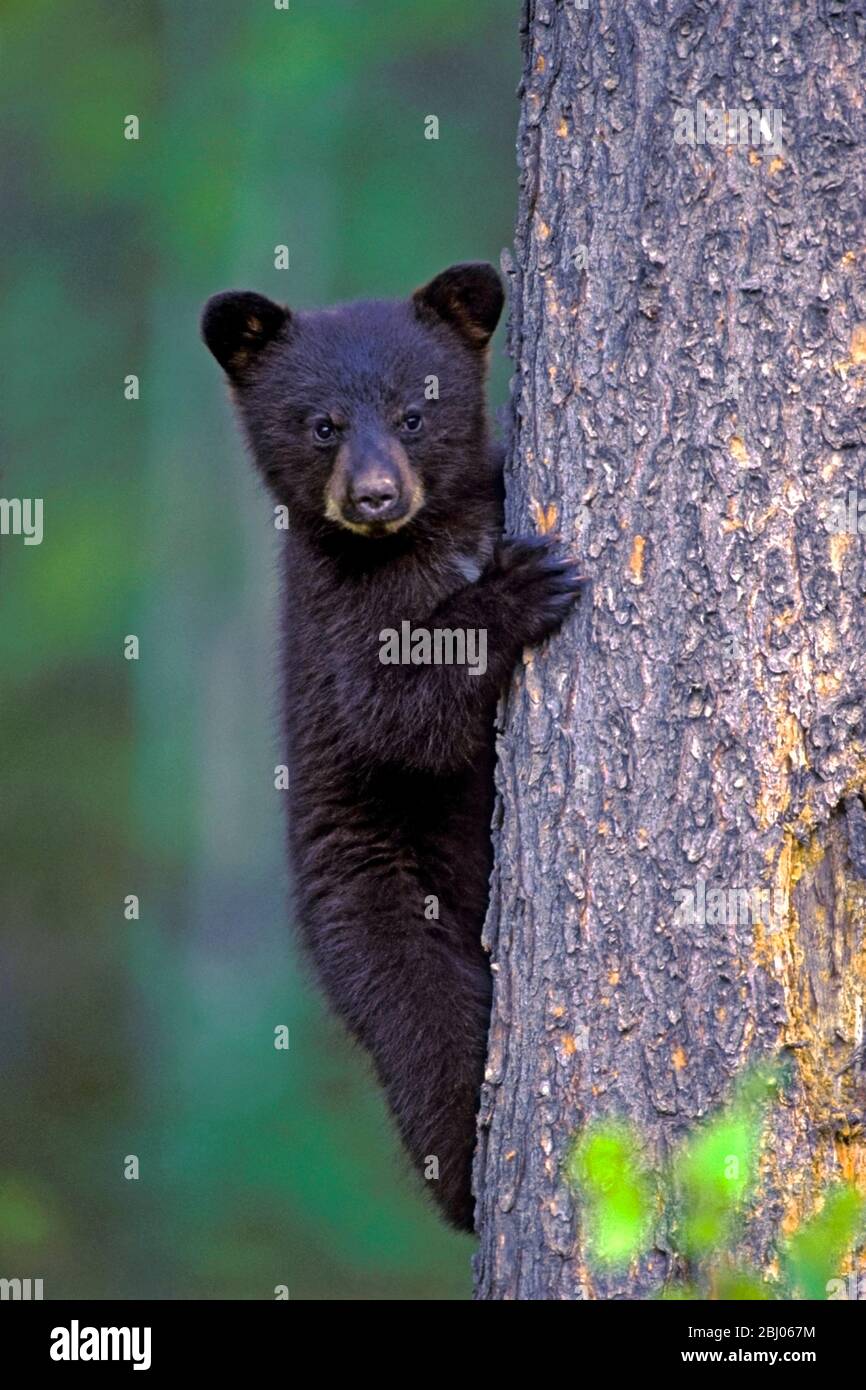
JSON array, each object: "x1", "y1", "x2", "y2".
[
  {"x1": 325, "y1": 438, "x2": 424, "y2": 536},
  {"x1": 349, "y1": 471, "x2": 401, "y2": 520}
]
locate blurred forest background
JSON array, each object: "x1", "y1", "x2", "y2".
[{"x1": 0, "y1": 0, "x2": 517, "y2": 1299}]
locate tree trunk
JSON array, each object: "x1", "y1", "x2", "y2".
[{"x1": 474, "y1": 0, "x2": 866, "y2": 1300}]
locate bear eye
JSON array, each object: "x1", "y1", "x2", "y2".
[
  {"x1": 402, "y1": 412, "x2": 423, "y2": 434},
  {"x1": 313, "y1": 418, "x2": 336, "y2": 442}
]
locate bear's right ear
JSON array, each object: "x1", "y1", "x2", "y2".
[{"x1": 201, "y1": 290, "x2": 290, "y2": 380}]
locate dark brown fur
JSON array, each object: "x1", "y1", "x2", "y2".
[{"x1": 201, "y1": 265, "x2": 582, "y2": 1229}]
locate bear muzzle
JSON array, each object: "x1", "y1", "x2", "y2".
[{"x1": 325, "y1": 440, "x2": 424, "y2": 536}]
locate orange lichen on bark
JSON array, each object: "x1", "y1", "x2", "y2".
[
  {"x1": 754, "y1": 710, "x2": 806, "y2": 830},
  {"x1": 834, "y1": 1137, "x2": 866, "y2": 1187},
  {"x1": 530, "y1": 499, "x2": 559, "y2": 533},
  {"x1": 627, "y1": 534, "x2": 645, "y2": 584},
  {"x1": 753, "y1": 820, "x2": 866, "y2": 1212},
  {"x1": 829, "y1": 530, "x2": 852, "y2": 578},
  {"x1": 851, "y1": 324, "x2": 866, "y2": 364},
  {"x1": 815, "y1": 671, "x2": 842, "y2": 698},
  {"x1": 821, "y1": 452, "x2": 844, "y2": 483},
  {"x1": 833, "y1": 325, "x2": 866, "y2": 378}
]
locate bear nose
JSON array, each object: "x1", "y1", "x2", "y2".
[{"x1": 351, "y1": 476, "x2": 399, "y2": 517}]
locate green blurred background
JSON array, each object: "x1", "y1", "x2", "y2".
[{"x1": 0, "y1": 0, "x2": 517, "y2": 1299}]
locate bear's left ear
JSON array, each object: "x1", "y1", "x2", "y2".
[
  {"x1": 412, "y1": 262, "x2": 503, "y2": 349},
  {"x1": 201, "y1": 290, "x2": 290, "y2": 380}
]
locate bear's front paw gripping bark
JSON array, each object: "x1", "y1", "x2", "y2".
[{"x1": 488, "y1": 535, "x2": 585, "y2": 648}]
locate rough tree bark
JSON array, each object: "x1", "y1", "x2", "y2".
[{"x1": 474, "y1": 0, "x2": 866, "y2": 1299}]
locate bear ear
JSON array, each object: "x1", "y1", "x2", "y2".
[
  {"x1": 412, "y1": 262, "x2": 504, "y2": 349},
  {"x1": 201, "y1": 290, "x2": 290, "y2": 380}
]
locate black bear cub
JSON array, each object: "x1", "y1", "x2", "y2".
[{"x1": 202, "y1": 264, "x2": 582, "y2": 1230}]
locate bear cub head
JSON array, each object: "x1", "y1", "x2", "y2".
[{"x1": 201, "y1": 263, "x2": 503, "y2": 540}]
